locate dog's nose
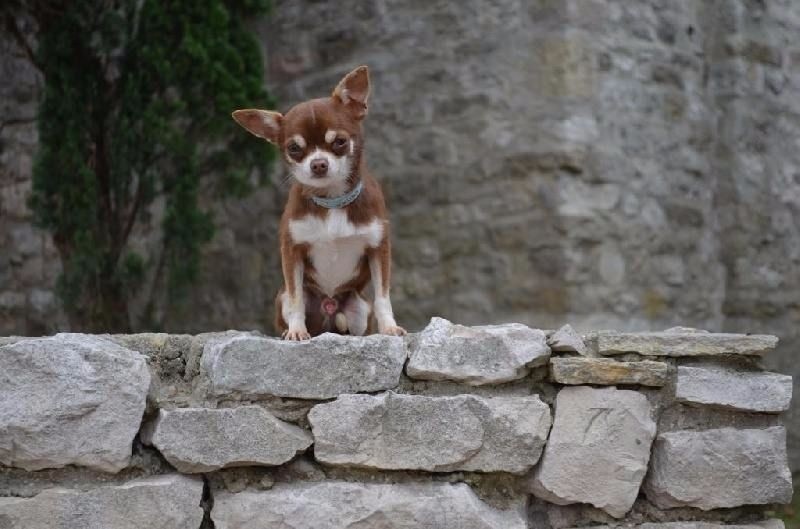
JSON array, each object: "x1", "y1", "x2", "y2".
[{"x1": 310, "y1": 158, "x2": 329, "y2": 177}]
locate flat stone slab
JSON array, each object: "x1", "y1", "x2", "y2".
[
  {"x1": 212, "y1": 481, "x2": 528, "y2": 529},
  {"x1": 644, "y1": 427, "x2": 792, "y2": 510},
  {"x1": 568, "y1": 522, "x2": 784, "y2": 529},
  {"x1": 0, "y1": 474, "x2": 204, "y2": 529},
  {"x1": 548, "y1": 324, "x2": 589, "y2": 355},
  {"x1": 202, "y1": 333, "x2": 406, "y2": 399},
  {"x1": 309, "y1": 392, "x2": 551, "y2": 473},
  {"x1": 150, "y1": 406, "x2": 312, "y2": 472},
  {"x1": 597, "y1": 331, "x2": 778, "y2": 357},
  {"x1": 530, "y1": 386, "x2": 656, "y2": 518},
  {"x1": 0, "y1": 334, "x2": 150, "y2": 472},
  {"x1": 406, "y1": 317, "x2": 550, "y2": 385},
  {"x1": 550, "y1": 357, "x2": 669, "y2": 386},
  {"x1": 675, "y1": 365, "x2": 792, "y2": 413}
]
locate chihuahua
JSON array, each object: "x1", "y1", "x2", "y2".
[{"x1": 232, "y1": 66, "x2": 405, "y2": 340}]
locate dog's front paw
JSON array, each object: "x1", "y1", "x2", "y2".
[
  {"x1": 381, "y1": 325, "x2": 407, "y2": 336},
  {"x1": 283, "y1": 328, "x2": 311, "y2": 341}
]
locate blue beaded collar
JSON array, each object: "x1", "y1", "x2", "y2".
[{"x1": 310, "y1": 181, "x2": 364, "y2": 209}]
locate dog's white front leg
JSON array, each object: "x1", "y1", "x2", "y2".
[
  {"x1": 282, "y1": 260, "x2": 310, "y2": 340},
  {"x1": 368, "y1": 252, "x2": 406, "y2": 336}
]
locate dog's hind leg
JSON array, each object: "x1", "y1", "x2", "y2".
[{"x1": 341, "y1": 292, "x2": 371, "y2": 336}]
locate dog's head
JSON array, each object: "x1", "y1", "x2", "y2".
[{"x1": 232, "y1": 66, "x2": 370, "y2": 195}]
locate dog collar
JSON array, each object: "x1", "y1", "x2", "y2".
[{"x1": 310, "y1": 181, "x2": 363, "y2": 209}]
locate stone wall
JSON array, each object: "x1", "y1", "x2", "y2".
[
  {"x1": 3, "y1": 0, "x2": 800, "y2": 469},
  {"x1": 0, "y1": 321, "x2": 793, "y2": 528}
]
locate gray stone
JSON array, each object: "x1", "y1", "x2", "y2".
[
  {"x1": 406, "y1": 317, "x2": 550, "y2": 385},
  {"x1": 0, "y1": 474, "x2": 204, "y2": 529},
  {"x1": 597, "y1": 331, "x2": 778, "y2": 357},
  {"x1": 675, "y1": 365, "x2": 792, "y2": 413},
  {"x1": 309, "y1": 392, "x2": 551, "y2": 473},
  {"x1": 568, "y1": 522, "x2": 785, "y2": 529},
  {"x1": 530, "y1": 386, "x2": 656, "y2": 518},
  {"x1": 644, "y1": 427, "x2": 792, "y2": 510},
  {"x1": 5, "y1": 0, "x2": 800, "y2": 478},
  {"x1": 548, "y1": 324, "x2": 589, "y2": 355},
  {"x1": 202, "y1": 333, "x2": 406, "y2": 399},
  {"x1": 150, "y1": 406, "x2": 312, "y2": 473},
  {"x1": 550, "y1": 357, "x2": 669, "y2": 386},
  {"x1": 0, "y1": 334, "x2": 150, "y2": 472},
  {"x1": 212, "y1": 481, "x2": 528, "y2": 529}
]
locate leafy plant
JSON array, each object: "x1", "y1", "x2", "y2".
[{"x1": 3, "y1": 0, "x2": 274, "y2": 331}]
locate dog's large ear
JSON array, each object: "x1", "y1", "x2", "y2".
[
  {"x1": 332, "y1": 66, "x2": 370, "y2": 120},
  {"x1": 231, "y1": 109, "x2": 283, "y2": 144}
]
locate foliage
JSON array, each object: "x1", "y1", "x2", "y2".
[{"x1": 3, "y1": 0, "x2": 274, "y2": 331}]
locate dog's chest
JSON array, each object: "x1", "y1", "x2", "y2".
[{"x1": 289, "y1": 210, "x2": 383, "y2": 296}]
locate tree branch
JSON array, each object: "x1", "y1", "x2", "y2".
[{"x1": 120, "y1": 180, "x2": 144, "y2": 249}]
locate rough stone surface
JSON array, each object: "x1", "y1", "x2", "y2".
[
  {"x1": 644, "y1": 427, "x2": 793, "y2": 510},
  {"x1": 309, "y1": 392, "x2": 551, "y2": 473},
  {"x1": 0, "y1": 474, "x2": 204, "y2": 529},
  {"x1": 548, "y1": 324, "x2": 589, "y2": 355},
  {"x1": 6, "y1": 0, "x2": 800, "y2": 471},
  {"x1": 202, "y1": 333, "x2": 406, "y2": 399},
  {"x1": 406, "y1": 317, "x2": 550, "y2": 385},
  {"x1": 212, "y1": 481, "x2": 528, "y2": 529},
  {"x1": 550, "y1": 357, "x2": 669, "y2": 386},
  {"x1": 597, "y1": 331, "x2": 778, "y2": 357},
  {"x1": 0, "y1": 334, "x2": 150, "y2": 472},
  {"x1": 638, "y1": 523, "x2": 785, "y2": 529},
  {"x1": 150, "y1": 406, "x2": 312, "y2": 473},
  {"x1": 675, "y1": 365, "x2": 792, "y2": 413},
  {"x1": 531, "y1": 386, "x2": 656, "y2": 518},
  {"x1": 568, "y1": 522, "x2": 785, "y2": 529}
]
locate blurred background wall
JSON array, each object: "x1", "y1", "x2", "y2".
[{"x1": 2, "y1": 0, "x2": 800, "y2": 466}]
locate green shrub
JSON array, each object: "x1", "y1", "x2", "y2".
[{"x1": 5, "y1": 0, "x2": 273, "y2": 331}]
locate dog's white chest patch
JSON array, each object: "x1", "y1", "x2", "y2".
[{"x1": 289, "y1": 210, "x2": 383, "y2": 296}]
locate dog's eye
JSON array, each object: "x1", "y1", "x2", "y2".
[
  {"x1": 333, "y1": 137, "x2": 348, "y2": 149},
  {"x1": 287, "y1": 142, "x2": 302, "y2": 155}
]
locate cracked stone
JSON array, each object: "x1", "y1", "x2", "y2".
[
  {"x1": 530, "y1": 386, "x2": 656, "y2": 518},
  {"x1": 309, "y1": 392, "x2": 551, "y2": 473}
]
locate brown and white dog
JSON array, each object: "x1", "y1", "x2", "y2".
[{"x1": 232, "y1": 66, "x2": 405, "y2": 340}]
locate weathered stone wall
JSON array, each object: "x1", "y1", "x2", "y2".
[
  {"x1": 0, "y1": 322, "x2": 793, "y2": 528},
  {"x1": 3, "y1": 0, "x2": 800, "y2": 468}
]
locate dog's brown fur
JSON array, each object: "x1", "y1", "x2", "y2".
[{"x1": 232, "y1": 66, "x2": 404, "y2": 340}]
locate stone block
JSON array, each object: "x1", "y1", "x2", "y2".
[
  {"x1": 530, "y1": 386, "x2": 656, "y2": 517},
  {"x1": 0, "y1": 474, "x2": 203, "y2": 529},
  {"x1": 150, "y1": 406, "x2": 312, "y2": 472},
  {"x1": 550, "y1": 357, "x2": 669, "y2": 386},
  {"x1": 597, "y1": 331, "x2": 778, "y2": 357},
  {"x1": 675, "y1": 365, "x2": 791, "y2": 412},
  {"x1": 406, "y1": 317, "x2": 550, "y2": 385},
  {"x1": 212, "y1": 481, "x2": 528, "y2": 529},
  {"x1": 309, "y1": 392, "x2": 551, "y2": 473},
  {"x1": 202, "y1": 333, "x2": 406, "y2": 399},
  {"x1": 0, "y1": 334, "x2": 150, "y2": 472},
  {"x1": 644, "y1": 427, "x2": 792, "y2": 509}
]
